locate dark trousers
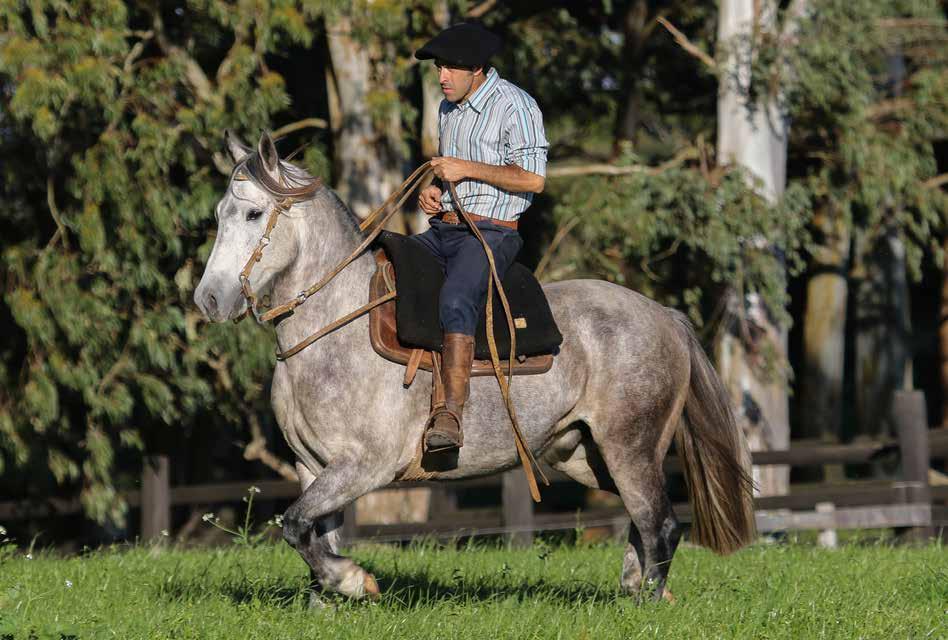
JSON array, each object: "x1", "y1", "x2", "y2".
[{"x1": 410, "y1": 218, "x2": 523, "y2": 336}]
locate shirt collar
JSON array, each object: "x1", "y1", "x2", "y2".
[{"x1": 463, "y1": 67, "x2": 499, "y2": 113}]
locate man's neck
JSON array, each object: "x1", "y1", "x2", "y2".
[{"x1": 459, "y1": 72, "x2": 488, "y2": 104}]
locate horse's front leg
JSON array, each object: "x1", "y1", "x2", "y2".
[{"x1": 284, "y1": 460, "x2": 391, "y2": 602}]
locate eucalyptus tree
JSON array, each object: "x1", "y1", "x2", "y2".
[
  {"x1": 0, "y1": 0, "x2": 321, "y2": 523},
  {"x1": 786, "y1": 1, "x2": 947, "y2": 455}
]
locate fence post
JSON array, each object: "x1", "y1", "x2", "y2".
[
  {"x1": 891, "y1": 390, "x2": 933, "y2": 542},
  {"x1": 342, "y1": 502, "x2": 358, "y2": 545},
  {"x1": 141, "y1": 455, "x2": 170, "y2": 541},
  {"x1": 502, "y1": 470, "x2": 534, "y2": 548},
  {"x1": 428, "y1": 486, "x2": 457, "y2": 519},
  {"x1": 816, "y1": 502, "x2": 837, "y2": 549}
]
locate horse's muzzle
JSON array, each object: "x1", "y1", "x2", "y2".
[{"x1": 194, "y1": 276, "x2": 244, "y2": 323}]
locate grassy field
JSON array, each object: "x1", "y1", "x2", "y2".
[{"x1": 0, "y1": 537, "x2": 944, "y2": 639}]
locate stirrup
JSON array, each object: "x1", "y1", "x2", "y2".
[{"x1": 423, "y1": 408, "x2": 463, "y2": 453}]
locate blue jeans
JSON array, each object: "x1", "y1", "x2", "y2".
[{"x1": 410, "y1": 218, "x2": 524, "y2": 336}]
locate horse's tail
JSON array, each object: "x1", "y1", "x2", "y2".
[{"x1": 672, "y1": 312, "x2": 756, "y2": 554}]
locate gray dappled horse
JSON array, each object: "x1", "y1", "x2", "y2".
[{"x1": 194, "y1": 132, "x2": 756, "y2": 604}]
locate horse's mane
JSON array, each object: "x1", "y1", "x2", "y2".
[{"x1": 232, "y1": 152, "x2": 363, "y2": 235}]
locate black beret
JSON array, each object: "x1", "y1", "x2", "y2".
[{"x1": 415, "y1": 22, "x2": 502, "y2": 68}]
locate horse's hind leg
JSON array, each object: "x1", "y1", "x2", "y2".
[
  {"x1": 593, "y1": 405, "x2": 684, "y2": 602},
  {"x1": 614, "y1": 463, "x2": 680, "y2": 601},
  {"x1": 289, "y1": 464, "x2": 380, "y2": 604},
  {"x1": 548, "y1": 421, "x2": 679, "y2": 601}
]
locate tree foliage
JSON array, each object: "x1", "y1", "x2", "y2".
[
  {"x1": 0, "y1": 1, "x2": 322, "y2": 522},
  {"x1": 545, "y1": 0, "x2": 947, "y2": 330}
]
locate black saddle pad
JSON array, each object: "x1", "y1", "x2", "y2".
[{"x1": 375, "y1": 231, "x2": 563, "y2": 360}]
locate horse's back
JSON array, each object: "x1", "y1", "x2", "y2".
[
  {"x1": 542, "y1": 278, "x2": 686, "y2": 344},
  {"x1": 541, "y1": 278, "x2": 691, "y2": 392}
]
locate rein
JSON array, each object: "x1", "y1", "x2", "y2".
[
  {"x1": 445, "y1": 182, "x2": 549, "y2": 502},
  {"x1": 237, "y1": 162, "x2": 547, "y2": 501},
  {"x1": 237, "y1": 162, "x2": 435, "y2": 359}
]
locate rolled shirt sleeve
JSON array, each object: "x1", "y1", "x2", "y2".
[{"x1": 504, "y1": 105, "x2": 548, "y2": 177}]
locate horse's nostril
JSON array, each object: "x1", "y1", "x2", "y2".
[{"x1": 207, "y1": 293, "x2": 218, "y2": 316}]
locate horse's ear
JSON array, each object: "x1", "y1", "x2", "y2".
[
  {"x1": 225, "y1": 130, "x2": 251, "y2": 163},
  {"x1": 257, "y1": 131, "x2": 281, "y2": 178}
]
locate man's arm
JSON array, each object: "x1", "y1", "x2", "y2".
[{"x1": 430, "y1": 157, "x2": 545, "y2": 193}]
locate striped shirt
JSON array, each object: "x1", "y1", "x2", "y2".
[{"x1": 438, "y1": 68, "x2": 548, "y2": 222}]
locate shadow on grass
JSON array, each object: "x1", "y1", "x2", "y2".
[
  {"x1": 154, "y1": 562, "x2": 622, "y2": 610},
  {"x1": 156, "y1": 573, "x2": 310, "y2": 609},
  {"x1": 366, "y1": 563, "x2": 622, "y2": 609}
]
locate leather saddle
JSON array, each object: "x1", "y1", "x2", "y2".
[{"x1": 368, "y1": 231, "x2": 562, "y2": 385}]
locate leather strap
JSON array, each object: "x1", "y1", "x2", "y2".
[
  {"x1": 403, "y1": 349, "x2": 424, "y2": 387},
  {"x1": 445, "y1": 182, "x2": 548, "y2": 502},
  {"x1": 244, "y1": 163, "x2": 433, "y2": 360},
  {"x1": 275, "y1": 291, "x2": 396, "y2": 360},
  {"x1": 259, "y1": 163, "x2": 434, "y2": 323},
  {"x1": 437, "y1": 211, "x2": 518, "y2": 230}
]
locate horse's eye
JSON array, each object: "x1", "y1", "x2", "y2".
[{"x1": 246, "y1": 208, "x2": 263, "y2": 222}]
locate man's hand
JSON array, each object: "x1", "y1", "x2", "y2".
[
  {"x1": 419, "y1": 184, "x2": 443, "y2": 214},
  {"x1": 430, "y1": 156, "x2": 471, "y2": 183},
  {"x1": 431, "y1": 156, "x2": 544, "y2": 194}
]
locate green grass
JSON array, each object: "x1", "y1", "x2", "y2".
[{"x1": 0, "y1": 539, "x2": 945, "y2": 639}]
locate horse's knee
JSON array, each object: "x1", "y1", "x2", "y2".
[{"x1": 282, "y1": 507, "x2": 308, "y2": 549}]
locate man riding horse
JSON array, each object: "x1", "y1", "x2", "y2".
[{"x1": 412, "y1": 22, "x2": 549, "y2": 453}]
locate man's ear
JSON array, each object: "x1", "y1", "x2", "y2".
[
  {"x1": 256, "y1": 131, "x2": 281, "y2": 183},
  {"x1": 225, "y1": 130, "x2": 252, "y2": 163}
]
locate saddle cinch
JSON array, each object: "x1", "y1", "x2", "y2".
[{"x1": 369, "y1": 231, "x2": 563, "y2": 384}]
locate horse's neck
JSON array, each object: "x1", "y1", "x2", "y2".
[{"x1": 270, "y1": 194, "x2": 376, "y2": 361}]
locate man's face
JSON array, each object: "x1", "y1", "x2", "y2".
[{"x1": 436, "y1": 60, "x2": 481, "y2": 103}]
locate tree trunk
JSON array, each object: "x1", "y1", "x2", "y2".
[
  {"x1": 800, "y1": 210, "x2": 850, "y2": 481},
  {"x1": 941, "y1": 234, "x2": 948, "y2": 428},
  {"x1": 325, "y1": 15, "x2": 418, "y2": 524},
  {"x1": 613, "y1": 0, "x2": 651, "y2": 156},
  {"x1": 326, "y1": 15, "x2": 407, "y2": 231},
  {"x1": 715, "y1": 0, "x2": 797, "y2": 497},
  {"x1": 853, "y1": 229, "x2": 913, "y2": 440},
  {"x1": 853, "y1": 51, "x2": 914, "y2": 446},
  {"x1": 410, "y1": 0, "x2": 451, "y2": 235}
]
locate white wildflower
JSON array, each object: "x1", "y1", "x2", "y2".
[
  {"x1": 65, "y1": 579, "x2": 73, "y2": 588},
  {"x1": 160, "y1": 529, "x2": 169, "y2": 537},
  {"x1": 0, "y1": 525, "x2": 7, "y2": 536},
  {"x1": 25, "y1": 553, "x2": 33, "y2": 560},
  {"x1": 202, "y1": 512, "x2": 216, "y2": 523},
  {"x1": 248, "y1": 486, "x2": 261, "y2": 494}
]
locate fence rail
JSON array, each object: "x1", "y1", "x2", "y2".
[{"x1": 3, "y1": 392, "x2": 947, "y2": 546}]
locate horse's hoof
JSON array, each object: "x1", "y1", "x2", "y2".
[
  {"x1": 363, "y1": 572, "x2": 381, "y2": 599},
  {"x1": 662, "y1": 589, "x2": 676, "y2": 604},
  {"x1": 308, "y1": 592, "x2": 331, "y2": 610}
]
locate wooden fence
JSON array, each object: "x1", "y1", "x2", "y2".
[{"x1": 2, "y1": 391, "x2": 947, "y2": 546}]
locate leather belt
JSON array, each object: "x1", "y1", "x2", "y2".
[{"x1": 437, "y1": 211, "x2": 518, "y2": 230}]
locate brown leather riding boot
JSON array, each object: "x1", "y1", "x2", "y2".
[{"x1": 425, "y1": 333, "x2": 475, "y2": 452}]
